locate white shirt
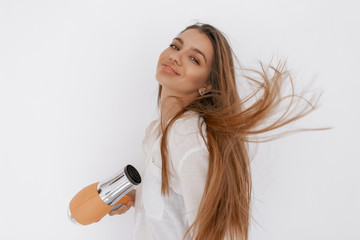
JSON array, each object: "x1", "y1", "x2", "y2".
[{"x1": 133, "y1": 111, "x2": 209, "y2": 240}]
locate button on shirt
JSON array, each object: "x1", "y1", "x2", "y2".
[{"x1": 133, "y1": 111, "x2": 209, "y2": 240}]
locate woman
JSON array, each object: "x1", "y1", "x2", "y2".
[{"x1": 109, "y1": 23, "x2": 325, "y2": 240}]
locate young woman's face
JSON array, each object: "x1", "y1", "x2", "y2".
[{"x1": 155, "y1": 28, "x2": 214, "y2": 101}]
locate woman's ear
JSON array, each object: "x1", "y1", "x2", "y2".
[
  {"x1": 199, "y1": 84, "x2": 212, "y2": 96},
  {"x1": 206, "y1": 84, "x2": 212, "y2": 92}
]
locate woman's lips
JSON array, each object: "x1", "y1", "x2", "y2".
[{"x1": 162, "y1": 63, "x2": 180, "y2": 76}]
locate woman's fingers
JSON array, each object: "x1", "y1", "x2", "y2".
[
  {"x1": 109, "y1": 205, "x2": 127, "y2": 216},
  {"x1": 108, "y1": 200, "x2": 134, "y2": 216}
]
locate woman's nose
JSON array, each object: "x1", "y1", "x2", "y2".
[{"x1": 169, "y1": 52, "x2": 182, "y2": 65}]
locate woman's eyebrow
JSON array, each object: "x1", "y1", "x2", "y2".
[{"x1": 173, "y1": 37, "x2": 207, "y2": 64}]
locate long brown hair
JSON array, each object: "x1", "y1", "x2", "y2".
[{"x1": 157, "y1": 22, "x2": 329, "y2": 240}]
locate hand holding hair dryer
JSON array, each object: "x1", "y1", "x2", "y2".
[{"x1": 67, "y1": 164, "x2": 141, "y2": 225}]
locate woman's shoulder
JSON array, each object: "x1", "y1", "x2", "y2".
[
  {"x1": 169, "y1": 110, "x2": 207, "y2": 147},
  {"x1": 145, "y1": 119, "x2": 159, "y2": 135},
  {"x1": 168, "y1": 111, "x2": 209, "y2": 178},
  {"x1": 171, "y1": 111, "x2": 205, "y2": 134},
  {"x1": 144, "y1": 111, "x2": 204, "y2": 141}
]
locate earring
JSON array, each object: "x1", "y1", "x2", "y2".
[{"x1": 199, "y1": 89, "x2": 205, "y2": 96}]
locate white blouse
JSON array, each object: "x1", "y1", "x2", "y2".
[{"x1": 133, "y1": 111, "x2": 209, "y2": 240}]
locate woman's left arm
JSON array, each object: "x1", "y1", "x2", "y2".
[
  {"x1": 175, "y1": 146, "x2": 209, "y2": 227},
  {"x1": 167, "y1": 115, "x2": 209, "y2": 229}
]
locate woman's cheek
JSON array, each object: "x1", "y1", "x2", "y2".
[{"x1": 189, "y1": 71, "x2": 207, "y2": 88}]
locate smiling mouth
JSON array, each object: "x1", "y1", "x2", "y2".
[
  {"x1": 166, "y1": 66, "x2": 177, "y2": 74},
  {"x1": 163, "y1": 64, "x2": 180, "y2": 75}
]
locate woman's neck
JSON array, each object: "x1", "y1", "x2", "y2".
[
  {"x1": 159, "y1": 97, "x2": 182, "y2": 130},
  {"x1": 159, "y1": 89, "x2": 197, "y2": 129}
]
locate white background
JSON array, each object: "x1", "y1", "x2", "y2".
[{"x1": 0, "y1": 0, "x2": 359, "y2": 239}]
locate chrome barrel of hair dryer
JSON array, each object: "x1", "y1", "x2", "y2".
[{"x1": 67, "y1": 164, "x2": 141, "y2": 225}]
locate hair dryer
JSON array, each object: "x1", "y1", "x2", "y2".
[{"x1": 67, "y1": 164, "x2": 141, "y2": 225}]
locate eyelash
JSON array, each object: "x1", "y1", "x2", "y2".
[{"x1": 169, "y1": 44, "x2": 200, "y2": 65}]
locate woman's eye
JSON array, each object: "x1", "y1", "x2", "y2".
[
  {"x1": 169, "y1": 44, "x2": 179, "y2": 50},
  {"x1": 191, "y1": 56, "x2": 200, "y2": 64}
]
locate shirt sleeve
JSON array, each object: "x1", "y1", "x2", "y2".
[
  {"x1": 177, "y1": 146, "x2": 209, "y2": 229},
  {"x1": 167, "y1": 114, "x2": 209, "y2": 232}
]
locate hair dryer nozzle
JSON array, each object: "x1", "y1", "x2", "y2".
[{"x1": 124, "y1": 165, "x2": 141, "y2": 185}]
